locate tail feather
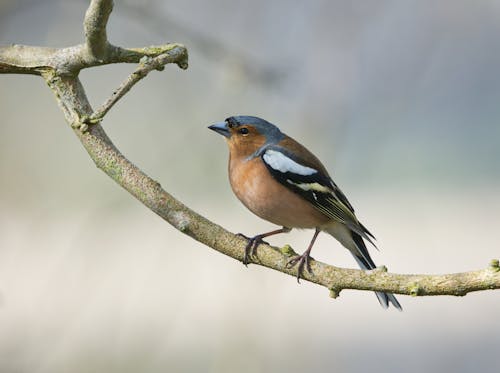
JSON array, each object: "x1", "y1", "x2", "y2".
[
  {"x1": 351, "y1": 233, "x2": 402, "y2": 311},
  {"x1": 323, "y1": 222, "x2": 402, "y2": 311},
  {"x1": 351, "y1": 253, "x2": 402, "y2": 310}
]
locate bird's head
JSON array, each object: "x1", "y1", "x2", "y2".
[{"x1": 208, "y1": 116, "x2": 284, "y2": 158}]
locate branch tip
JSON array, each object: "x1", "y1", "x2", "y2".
[{"x1": 177, "y1": 59, "x2": 189, "y2": 70}]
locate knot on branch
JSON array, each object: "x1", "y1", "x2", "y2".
[
  {"x1": 329, "y1": 287, "x2": 341, "y2": 299},
  {"x1": 280, "y1": 244, "x2": 297, "y2": 257},
  {"x1": 490, "y1": 259, "x2": 500, "y2": 272},
  {"x1": 171, "y1": 211, "x2": 191, "y2": 232},
  {"x1": 409, "y1": 283, "x2": 423, "y2": 297}
]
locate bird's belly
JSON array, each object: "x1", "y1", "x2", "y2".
[{"x1": 229, "y1": 158, "x2": 328, "y2": 228}]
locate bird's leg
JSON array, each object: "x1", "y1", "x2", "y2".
[
  {"x1": 286, "y1": 229, "x2": 320, "y2": 282},
  {"x1": 238, "y1": 227, "x2": 291, "y2": 266}
]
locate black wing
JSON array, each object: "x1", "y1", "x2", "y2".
[{"x1": 261, "y1": 147, "x2": 375, "y2": 243}]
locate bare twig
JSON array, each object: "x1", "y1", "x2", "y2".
[
  {"x1": 1, "y1": 0, "x2": 499, "y2": 304},
  {"x1": 88, "y1": 46, "x2": 188, "y2": 124}
]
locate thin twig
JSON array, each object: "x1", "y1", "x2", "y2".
[{"x1": 88, "y1": 47, "x2": 188, "y2": 124}]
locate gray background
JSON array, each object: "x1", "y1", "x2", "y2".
[{"x1": 1, "y1": 1, "x2": 499, "y2": 372}]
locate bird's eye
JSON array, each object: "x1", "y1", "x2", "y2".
[{"x1": 238, "y1": 127, "x2": 249, "y2": 135}]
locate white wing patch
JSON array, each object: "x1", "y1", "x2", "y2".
[
  {"x1": 286, "y1": 180, "x2": 332, "y2": 193},
  {"x1": 263, "y1": 149, "x2": 317, "y2": 176}
]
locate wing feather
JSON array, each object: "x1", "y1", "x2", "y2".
[{"x1": 261, "y1": 146, "x2": 375, "y2": 244}]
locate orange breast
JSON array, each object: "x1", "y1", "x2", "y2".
[{"x1": 229, "y1": 156, "x2": 329, "y2": 228}]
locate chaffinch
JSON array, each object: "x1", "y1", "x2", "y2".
[{"x1": 209, "y1": 115, "x2": 401, "y2": 310}]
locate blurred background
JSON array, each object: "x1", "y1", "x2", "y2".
[{"x1": 1, "y1": 0, "x2": 499, "y2": 372}]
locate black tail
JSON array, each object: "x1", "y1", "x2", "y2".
[{"x1": 351, "y1": 233, "x2": 402, "y2": 311}]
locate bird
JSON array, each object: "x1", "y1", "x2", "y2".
[{"x1": 208, "y1": 115, "x2": 401, "y2": 310}]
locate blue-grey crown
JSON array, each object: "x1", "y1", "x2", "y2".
[{"x1": 227, "y1": 115, "x2": 284, "y2": 144}]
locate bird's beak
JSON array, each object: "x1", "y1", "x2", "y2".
[{"x1": 208, "y1": 121, "x2": 231, "y2": 138}]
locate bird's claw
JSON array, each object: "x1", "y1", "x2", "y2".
[
  {"x1": 286, "y1": 253, "x2": 313, "y2": 283},
  {"x1": 237, "y1": 233, "x2": 269, "y2": 266}
]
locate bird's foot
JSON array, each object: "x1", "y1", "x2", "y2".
[
  {"x1": 236, "y1": 233, "x2": 269, "y2": 266},
  {"x1": 286, "y1": 252, "x2": 314, "y2": 283}
]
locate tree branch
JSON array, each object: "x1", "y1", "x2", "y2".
[
  {"x1": 0, "y1": 44, "x2": 57, "y2": 74},
  {"x1": 84, "y1": 0, "x2": 113, "y2": 59},
  {"x1": 1, "y1": 0, "x2": 499, "y2": 303},
  {"x1": 0, "y1": 43, "x2": 186, "y2": 76},
  {"x1": 88, "y1": 45, "x2": 188, "y2": 125}
]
